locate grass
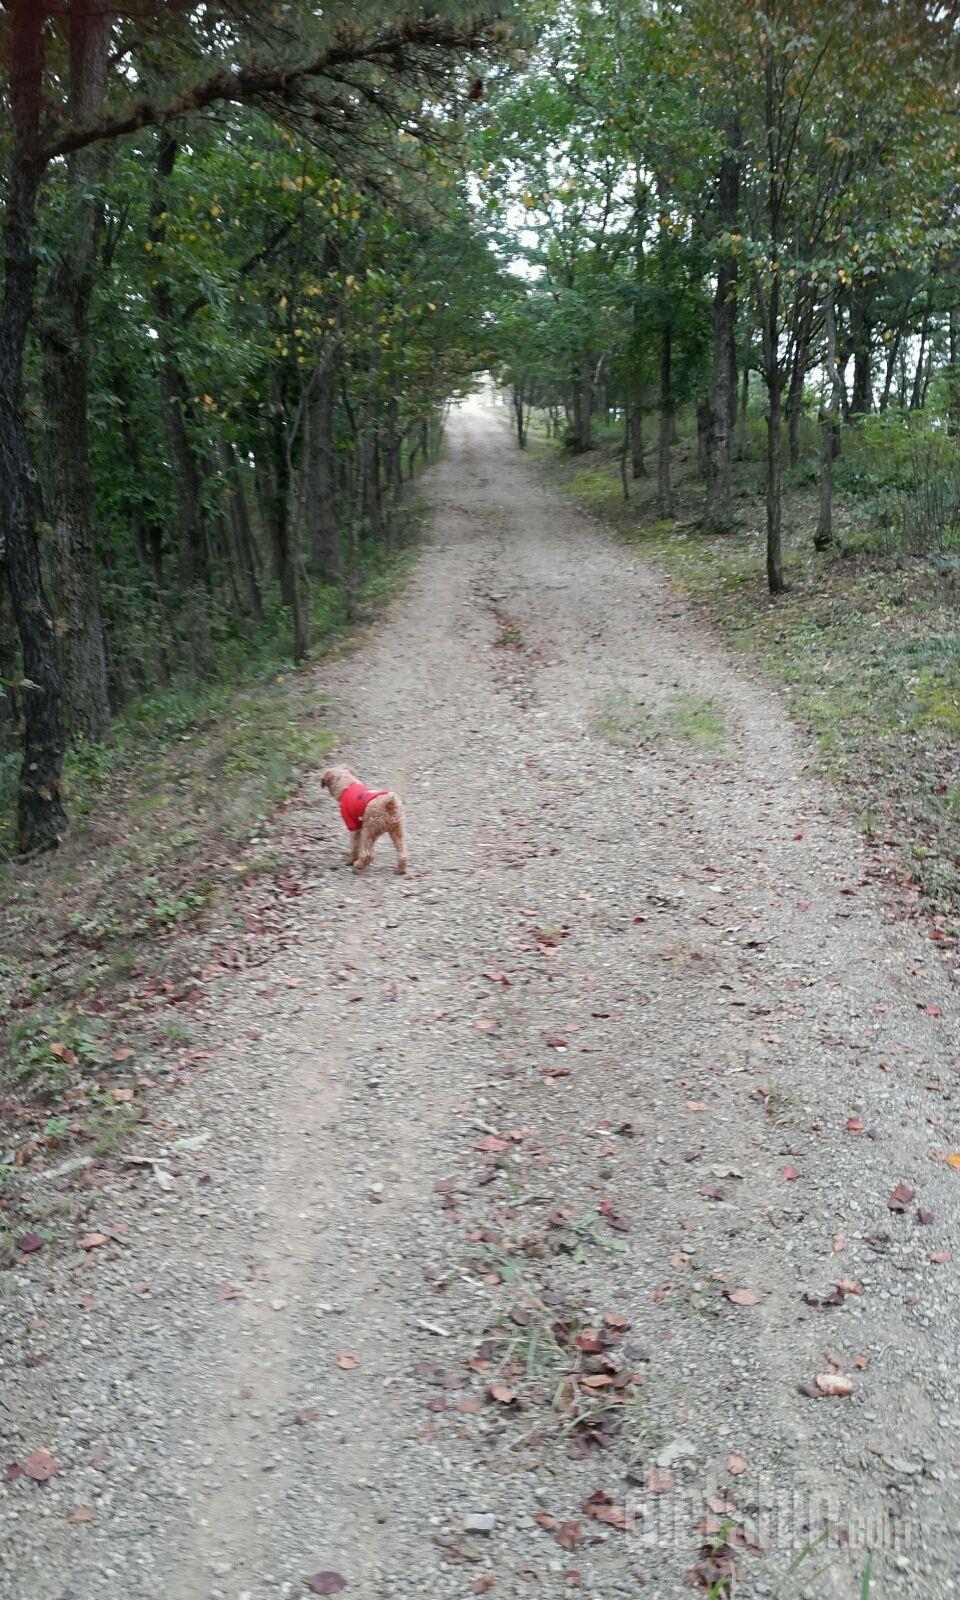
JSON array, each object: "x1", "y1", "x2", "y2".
[
  {"x1": 533, "y1": 411, "x2": 960, "y2": 920},
  {"x1": 0, "y1": 525, "x2": 422, "y2": 1206}
]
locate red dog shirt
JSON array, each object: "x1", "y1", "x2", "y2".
[{"x1": 339, "y1": 782, "x2": 387, "y2": 832}]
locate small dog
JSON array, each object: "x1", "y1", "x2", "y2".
[{"x1": 320, "y1": 764, "x2": 408, "y2": 874}]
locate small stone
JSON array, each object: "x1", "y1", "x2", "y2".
[{"x1": 463, "y1": 1513, "x2": 496, "y2": 1534}]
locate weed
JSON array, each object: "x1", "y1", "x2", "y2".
[{"x1": 593, "y1": 688, "x2": 656, "y2": 748}]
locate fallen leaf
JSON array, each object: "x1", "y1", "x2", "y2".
[
  {"x1": 486, "y1": 1384, "x2": 517, "y2": 1405},
  {"x1": 582, "y1": 1489, "x2": 630, "y2": 1530},
  {"x1": 16, "y1": 1233, "x2": 44, "y2": 1254},
  {"x1": 556, "y1": 1521, "x2": 582, "y2": 1551},
  {"x1": 888, "y1": 1183, "x2": 915, "y2": 1212},
  {"x1": 472, "y1": 1579, "x2": 494, "y2": 1595},
  {"x1": 780, "y1": 1166, "x2": 800, "y2": 1181},
  {"x1": 305, "y1": 1575, "x2": 347, "y2": 1596},
  {"x1": 23, "y1": 1449, "x2": 60, "y2": 1482},
  {"x1": 946, "y1": 1155, "x2": 960, "y2": 1170},
  {"x1": 726, "y1": 1289, "x2": 761, "y2": 1308},
  {"x1": 815, "y1": 1373, "x2": 853, "y2": 1397},
  {"x1": 930, "y1": 1251, "x2": 953, "y2": 1264},
  {"x1": 724, "y1": 1454, "x2": 748, "y2": 1476},
  {"x1": 217, "y1": 1284, "x2": 242, "y2": 1300},
  {"x1": 334, "y1": 1352, "x2": 359, "y2": 1370},
  {"x1": 69, "y1": 1506, "x2": 95, "y2": 1524},
  {"x1": 646, "y1": 1468, "x2": 675, "y2": 1493},
  {"x1": 79, "y1": 1233, "x2": 109, "y2": 1251}
]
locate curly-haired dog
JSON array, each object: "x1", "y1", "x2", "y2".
[{"x1": 320, "y1": 765, "x2": 409, "y2": 874}]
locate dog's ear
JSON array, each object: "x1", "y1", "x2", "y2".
[{"x1": 320, "y1": 769, "x2": 333, "y2": 791}]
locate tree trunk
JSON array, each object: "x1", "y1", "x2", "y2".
[
  {"x1": 849, "y1": 294, "x2": 874, "y2": 418},
  {"x1": 766, "y1": 364, "x2": 784, "y2": 594},
  {"x1": 220, "y1": 439, "x2": 263, "y2": 619},
  {"x1": 910, "y1": 313, "x2": 929, "y2": 411},
  {"x1": 306, "y1": 358, "x2": 341, "y2": 582},
  {"x1": 266, "y1": 387, "x2": 307, "y2": 660},
  {"x1": 786, "y1": 300, "x2": 814, "y2": 468},
  {"x1": 0, "y1": 2, "x2": 68, "y2": 851},
  {"x1": 948, "y1": 311, "x2": 960, "y2": 437},
  {"x1": 705, "y1": 124, "x2": 739, "y2": 530},
  {"x1": 629, "y1": 407, "x2": 646, "y2": 477},
  {"x1": 815, "y1": 298, "x2": 842, "y2": 551},
  {"x1": 512, "y1": 379, "x2": 527, "y2": 448},
  {"x1": 696, "y1": 400, "x2": 712, "y2": 480},
  {"x1": 878, "y1": 326, "x2": 903, "y2": 414},
  {"x1": 38, "y1": 0, "x2": 111, "y2": 742},
  {"x1": 736, "y1": 353, "x2": 750, "y2": 460},
  {"x1": 658, "y1": 326, "x2": 673, "y2": 519},
  {"x1": 150, "y1": 137, "x2": 214, "y2": 676}
]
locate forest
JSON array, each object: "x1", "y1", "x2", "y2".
[{"x1": 3, "y1": 1, "x2": 960, "y2": 861}]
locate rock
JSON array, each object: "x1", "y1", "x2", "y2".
[{"x1": 463, "y1": 1513, "x2": 496, "y2": 1534}]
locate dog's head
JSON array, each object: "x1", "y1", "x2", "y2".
[{"x1": 320, "y1": 765, "x2": 355, "y2": 801}]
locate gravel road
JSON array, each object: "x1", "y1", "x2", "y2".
[{"x1": 5, "y1": 395, "x2": 960, "y2": 1599}]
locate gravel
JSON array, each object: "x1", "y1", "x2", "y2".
[{"x1": 3, "y1": 395, "x2": 960, "y2": 1598}]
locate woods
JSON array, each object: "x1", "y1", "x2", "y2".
[
  {"x1": 0, "y1": 2, "x2": 514, "y2": 854},
  {"x1": 6, "y1": 0, "x2": 960, "y2": 861},
  {"x1": 487, "y1": 0, "x2": 960, "y2": 591}
]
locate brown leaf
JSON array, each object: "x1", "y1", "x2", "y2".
[
  {"x1": 646, "y1": 1468, "x2": 676, "y2": 1493},
  {"x1": 23, "y1": 1449, "x2": 60, "y2": 1482},
  {"x1": 79, "y1": 1233, "x2": 109, "y2": 1251},
  {"x1": 16, "y1": 1233, "x2": 44, "y2": 1254},
  {"x1": 582, "y1": 1490, "x2": 630, "y2": 1529},
  {"x1": 930, "y1": 1250, "x2": 953, "y2": 1264},
  {"x1": 780, "y1": 1165, "x2": 800, "y2": 1181},
  {"x1": 305, "y1": 1575, "x2": 347, "y2": 1596},
  {"x1": 217, "y1": 1284, "x2": 242, "y2": 1300},
  {"x1": 486, "y1": 1384, "x2": 517, "y2": 1406},
  {"x1": 724, "y1": 1454, "x2": 748, "y2": 1476},
  {"x1": 533, "y1": 1511, "x2": 557, "y2": 1532},
  {"x1": 556, "y1": 1521, "x2": 582, "y2": 1551},
  {"x1": 726, "y1": 1288, "x2": 761, "y2": 1307},
  {"x1": 334, "y1": 1352, "x2": 359, "y2": 1370},
  {"x1": 88, "y1": 1442, "x2": 108, "y2": 1470},
  {"x1": 69, "y1": 1506, "x2": 95, "y2": 1525},
  {"x1": 472, "y1": 1579, "x2": 494, "y2": 1595},
  {"x1": 888, "y1": 1183, "x2": 915, "y2": 1212}
]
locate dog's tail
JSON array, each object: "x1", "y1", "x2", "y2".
[{"x1": 382, "y1": 791, "x2": 402, "y2": 822}]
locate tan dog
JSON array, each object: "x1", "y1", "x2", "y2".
[{"x1": 320, "y1": 764, "x2": 408, "y2": 874}]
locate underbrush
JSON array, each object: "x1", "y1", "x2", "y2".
[{"x1": 529, "y1": 409, "x2": 960, "y2": 920}]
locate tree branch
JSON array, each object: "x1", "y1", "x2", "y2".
[{"x1": 42, "y1": 18, "x2": 509, "y2": 161}]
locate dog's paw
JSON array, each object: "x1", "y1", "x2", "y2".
[{"x1": 396, "y1": 860, "x2": 408, "y2": 875}]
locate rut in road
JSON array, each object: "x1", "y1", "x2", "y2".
[{"x1": 6, "y1": 394, "x2": 960, "y2": 1600}]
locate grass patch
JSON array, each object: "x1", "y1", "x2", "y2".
[
  {"x1": 533, "y1": 414, "x2": 960, "y2": 917},
  {"x1": 593, "y1": 688, "x2": 656, "y2": 748},
  {"x1": 665, "y1": 692, "x2": 726, "y2": 748}
]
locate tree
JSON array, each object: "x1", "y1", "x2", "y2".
[{"x1": 0, "y1": 1, "x2": 517, "y2": 851}]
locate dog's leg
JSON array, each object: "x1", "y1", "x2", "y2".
[
  {"x1": 347, "y1": 832, "x2": 361, "y2": 868},
  {"x1": 353, "y1": 817, "x2": 375, "y2": 871},
  {"x1": 389, "y1": 821, "x2": 408, "y2": 874}
]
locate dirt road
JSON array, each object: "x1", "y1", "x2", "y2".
[{"x1": 5, "y1": 396, "x2": 960, "y2": 1599}]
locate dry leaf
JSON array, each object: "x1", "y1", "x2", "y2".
[
  {"x1": 23, "y1": 1449, "x2": 60, "y2": 1482},
  {"x1": 69, "y1": 1506, "x2": 95, "y2": 1525},
  {"x1": 335, "y1": 1352, "x2": 359, "y2": 1370},
  {"x1": 725, "y1": 1454, "x2": 748, "y2": 1476},
  {"x1": 726, "y1": 1288, "x2": 761, "y2": 1307},
  {"x1": 646, "y1": 1468, "x2": 676, "y2": 1493}
]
